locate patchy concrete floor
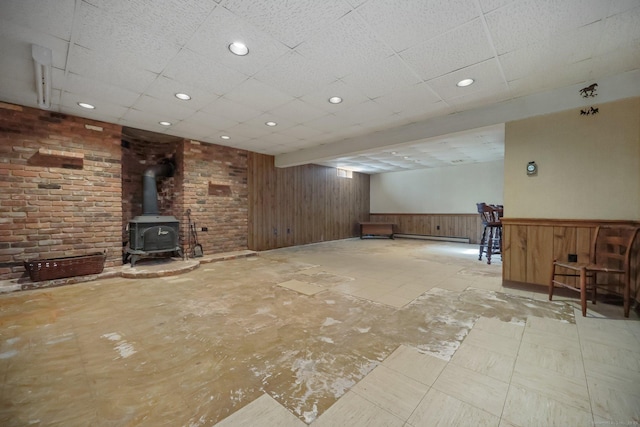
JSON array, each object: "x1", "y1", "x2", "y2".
[{"x1": 0, "y1": 239, "x2": 638, "y2": 426}]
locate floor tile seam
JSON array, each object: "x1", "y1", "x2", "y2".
[
  {"x1": 497, "y1": 316, "x2": 529, "y2": 425},
  {"x1": 518, "y1": 337, "x2": 586, "y2": 360},
  {"x1": 564, "y1": 319, "x2": 597, "y2": 422},
  {"x1": 428, "y1": 382, "x2": 506, "y2": 421},
  {"x1": 348, "y1": 385, "x2": 418, "y2": 423},
  {"x1": 378, "y1": 360, "x2": 441, "y2": 388}
]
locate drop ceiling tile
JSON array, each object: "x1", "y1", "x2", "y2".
[
  {"x1": 166, "y1": 120, "x2": 217, "y2": 140},
  {"x1": 507, "y1": 59, "x2": 596, "y2": 98},
  {"x1": 224, "y1": 122, "x2": 275, "y2": 139},
  {"x1": 200, "y1": 96, "x2": 263, "y2": 123},
  {"x1": 253, "y1": 51, "x2": 338, "y2": 98},
  {"x1": 298, "y1": 80, "x2": 370, "y2": 113},
  {"x1": 342, "y1": 54, "x2": 422, "y2": 99},
  {"x1": 84, "y1": 0, "x2": 217, "y2": 46},
  {"x1": 131, "y1": 95, "x2": 197, "y2": 121},
  {"x1": 76, "y1": 2, "x2": 181, "y2": 74},
  {"x1": 446, "y1": 83, "x2": 511, "y2": 112},
  {"x1": 59, "y1": 91, "x2": 129, "y2": 122},
  {"x1": 499, "y1": 21, "x2": 602, "y2": 82},
  {"x1": 357, "y1": 0, "x2": 480, "y2": 52},
  {"x1": 65, "y1": 73, "x2": 142, "y2": 108},
  {"x1": 371, "y1": 82, "x2": 440, "y2": 113},
  {"x1": 427, "y1": 59, "x2": 506, "y2": 101},
  {"x1": 590, "y1": 44, "x2": 640, "y2": 80},
  {"x1": 143, "y1": 76, "x2": 220, "y2": 111},
  {"x1": 242, "y1": 113, "x2": 297, "y2": 132},
  {"x1": 66, "y1": 45, "x2": 159, "y2": 93},
  {"x1": 186, "y1": 5, "x2": 290, "y2": 77},
  {"x1": 400, "y1": 18, "x2": 495, "y2": 81},
  {"x1": 485, "y1": 0, "x2": 609, "y2": 54},
  {"x1": 182, "y1": 111, "x2": 239, "y2": 130},
  {"x1": 221, "y1": 0, "x2": 352, "y2": 48},
  {"x1": 269, "y1": 99, "x2": 329, "y2": 124},
  {"x1": 336, "y1": 100, "x2": 396, "y2": 126},
  {"x1": 296, "y1": 11, "x2": 395, "y2": 79},
  {"x1": 0, "y1": 18, "x2": 70, "y2": 70},
  {"x1": 595, "y1": 6, "x2": 640, "y2": 55},
  {"x1": 163, "y1": 49, "x2": 248, "y2": 96},
  {"x1": 607, "y1": 0, "x2": 640, "y2": 16},
  {"x1": 478, "y1": 0, "x2": 516, "y2": 13},
  {"x1": 223, "y1": 78, "x2": 294, "y2": 112},
  {"x1": 0, "y1": 0, "x2": 75, "y2": 41},
  {"x1": 120, "y1": 108, "x2": 183, "y2": 131},
  {"x1": 254, "y1": 132, "x2": 301, "y2": 146},
  {"x1": 304, "y1": 113, "x2": 358, "y2": 133},
  {"x1": 281, "y1": 124, "x2": 327, "y2": 140}
]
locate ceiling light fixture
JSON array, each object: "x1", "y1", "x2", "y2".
[
  {"x1": 77, "y1": 102, "x2": 95, "y2": 109},
  {"x1": 159, "y1": 121, "x2": 171, "y2": 126},
  {"x1": 328, "y1": 96, "x2": 343, "y2": 104},
  {"x1": 456, "y1": 78, "x2": 475, "y2": 87},
  {"x1": 265, "y1": 121, "x2": 277, "y2": 127},
  {"x1": 229, "y1": 42, "x2": 249, "y2": 56},
  {"x1": 220, "y1": 135, "x2": 230, "y2": 140},
  {"x1": 175, "y1": 93, "x2": 191, "y2": 100},
  {"x1": 32, "y1": 44, "x2": 52, "y2": 110}
]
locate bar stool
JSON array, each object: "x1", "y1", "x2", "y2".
[{"x1": 477, "y1": 203, "x2": 503, "y2": 264}]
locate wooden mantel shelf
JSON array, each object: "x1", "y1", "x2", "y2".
[
  {"x1": 29, "y1": 147, "x2": 84, "y2": 169},
  {"x1": 38, "y1": 147, "x2": 84, "y2": 160}
]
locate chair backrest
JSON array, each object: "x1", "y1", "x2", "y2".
[
  {"x1": 476, "y1": 203, "x2": 502, "y2": 225},
  {"x1": 590, "y1": 226, "x2": 640, "y2": 270}
]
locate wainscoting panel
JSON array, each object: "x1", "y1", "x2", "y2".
[
  {"x1": 502, "y1": 218, "x2": 640, "y2": 302},
  {"x1": 369, "y1": 214, "x2": 483, "y2": 244}
]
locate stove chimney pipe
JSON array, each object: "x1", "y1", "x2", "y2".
[{"x1": 142, "y1": 159, "x2": 175, "y2": 215}]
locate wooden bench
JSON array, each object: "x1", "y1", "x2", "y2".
[{"x1": 360, "y1": 222, "x2": 395, "y2": 239}]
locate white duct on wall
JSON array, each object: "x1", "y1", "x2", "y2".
[{"x1": 31, "y1": 44, "x2": 52, "y2": 110}]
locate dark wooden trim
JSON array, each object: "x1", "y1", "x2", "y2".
[{"x1": 371, "y1": 213, "x2": 479, "y2": 217}]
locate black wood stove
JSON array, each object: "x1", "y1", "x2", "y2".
[{"x1": 126, "y1": 159, "x2": 181, "y2": 266}]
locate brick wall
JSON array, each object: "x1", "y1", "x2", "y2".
[
  {"x1": 180, "y1": 140, "x2": 248, "y2": 255},
  {"x1": 0, "y1": 103, "x2": 123, "y2": 280}
]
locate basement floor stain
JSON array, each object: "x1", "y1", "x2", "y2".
[{"x1": 0, "y1": 239, "x2": 578, "y2": 426}]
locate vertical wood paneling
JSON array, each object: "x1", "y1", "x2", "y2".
[
  {"x1": 247, "y1": 153, "x2": 369, "y2": 251},
  {"x1": 368, "y1": 214, "x2": 483, "y2": 243},
  {"x1": 526, "y1": 226, "x2": 554, "y2": 284},
  {"x1": 511, "y1": 225, "x2": 528, "y2": 284},
  {"x1": 502, "y1": 220, "x2": 639, "y2": 303}
]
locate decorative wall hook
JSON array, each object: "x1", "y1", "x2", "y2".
[{"x1": 579, "y1": 83, "x2": 598, "y2": 98}]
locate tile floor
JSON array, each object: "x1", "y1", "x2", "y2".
[{"x1": 1, "y1": 238, "x2": 639, "y2": 426}]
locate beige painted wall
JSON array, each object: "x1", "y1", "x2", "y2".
[
  {"x1": 504, "y1": 97, "x2": 640, "y2": 220},
  {"x1": 370, "y1": 160, "x2": 504, "y2": 213}
]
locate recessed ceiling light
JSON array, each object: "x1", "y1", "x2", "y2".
[
  {"x1": 77, "y1": 102, "x2": 95, "y2": 109},
  {"x1": 159, "y1": 121, "x2": 171, "y2": 126},
  {"x1": 229, "y1": 42, "x2": 249, "y2": 56},
  {"x1": 391, "y1": 151, "x2": 397, "y2": 155},
  {"x1": 220, "y1": 135, "x2": 230, "y2": 140},
  {"x1": 175, "y1": 93, "x2": 191, "y2": 100},
  {"x1": 328, "y1": 96, "x2": 343, "y2": 104},
  {"x1": 456, "y1": 78, "x2": 475, "y2": 87},
  {"x1": 404, "y1": 156, "x2": 410, "y2": 159},
  {"x1": 265, "y1": 121, "x2": 277, "y2": 127}
]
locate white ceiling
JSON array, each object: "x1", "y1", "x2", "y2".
[{"x1": 0, "y1": 0, "x2": 639, "y2": 174}]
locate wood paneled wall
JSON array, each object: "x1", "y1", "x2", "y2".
[
  {"x1": 369, "y1": 214, "x2": 483, "y2": 244},
  {"x1": 503, "y1": 218, "x2": 640, "y2": 301},
  {"x1": 247, "y1": 153, "x2": 369, "y2": 251}
]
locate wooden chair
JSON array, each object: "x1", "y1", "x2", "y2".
[
  {"x1": 549, "y1": 225, "x2": 639, "y2": 317},
  {"x1": 477, "y1": 203, "x2": 503, "y2": 265}
]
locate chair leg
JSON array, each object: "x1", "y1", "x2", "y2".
[
  {"x1": 624, "y1": 272, "x2": 630, "y2": 318},
  {"x1": 479, "y1": 226, "x2": 487, "y2": 260},
  {"x1": 579, "y1": 268, "x2": 587, "y2": 317},
  {"x1": 549, "y1": 261, "x2": 556, "y2": 301},
  {"x1": 486, "y1": 227, "x2": 493, "y2": 265}
]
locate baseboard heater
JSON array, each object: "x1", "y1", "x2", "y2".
[{"x1": 394, "y1": 234, "x2": 470, "y2": 244}]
